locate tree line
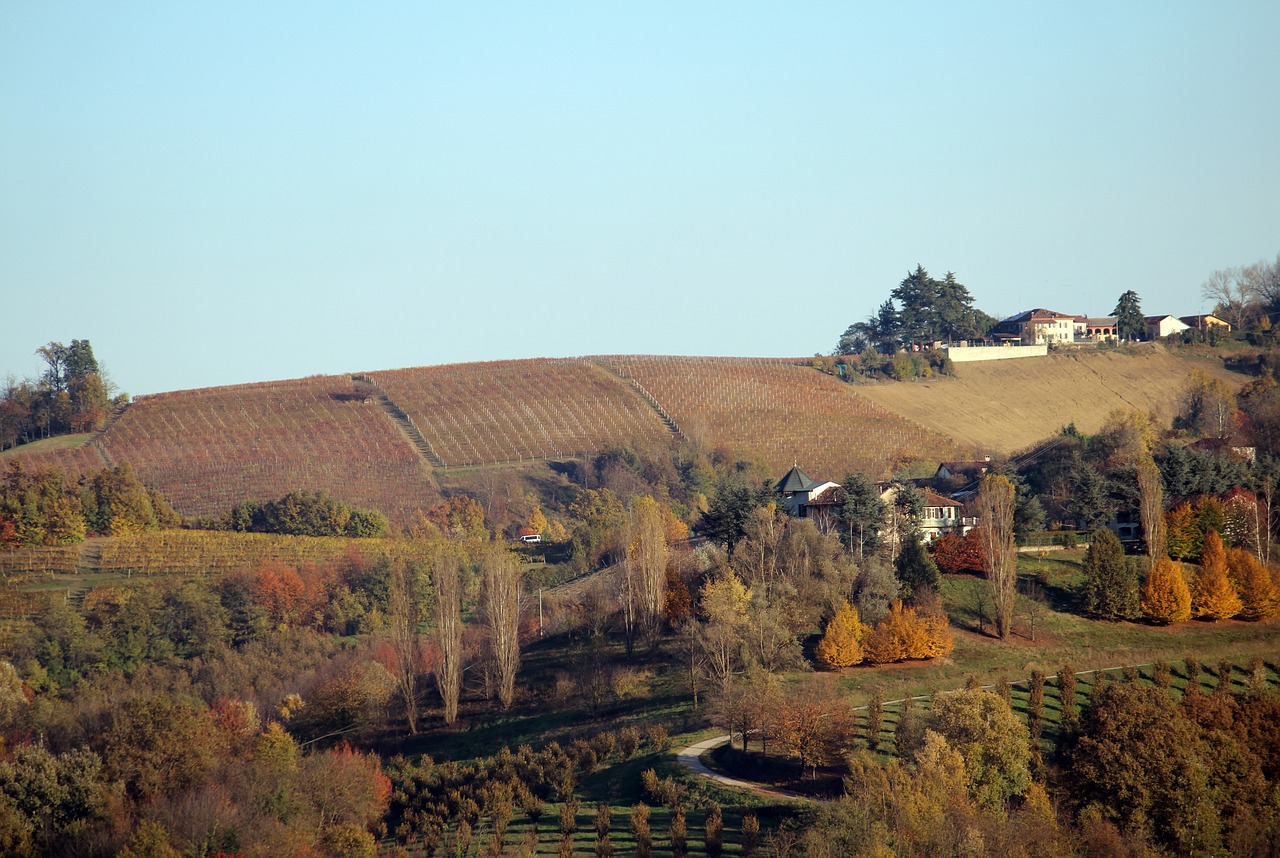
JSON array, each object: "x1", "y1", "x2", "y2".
[{"x1": 0, "y1": 340, "x2": 123, "y2": 450}]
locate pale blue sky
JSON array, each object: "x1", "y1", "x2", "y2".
[{"x1": 3, "y1": 3, "x2": 1278, "y2": 395}]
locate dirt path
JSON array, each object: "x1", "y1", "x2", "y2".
[{"x1": 675, "y1": 735, "x2": 811, "y2": 802}]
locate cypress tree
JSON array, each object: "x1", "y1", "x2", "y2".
[
  {"x1": 1192, "y1": 531, "x2": 1243, "y2": 620},
  {"x1": 1141, "y1": 557, "x2": 1192, "y2": 624},
  {"x1": 1083, "y1": 528, "x2": 1140, "y2": 619}
]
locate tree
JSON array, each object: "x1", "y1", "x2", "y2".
[
  {"x1": 977, "y1": 475, "x2": 1017, "y2": 638},
  {"x1": 1181, "y1": 370, "x2": 1236, "y2": 439},
  {"x1": 1165, "y1": 502, "x2": 1201, "y2": 561},
  {"x1": 482, "y1": 544, "x2": 524, "y2": 710},
  {"x1": 838, "y1": 473, "x2": 886, "y2": 562},
  {"x1": 862, "y1": 599, "x2": 951, "y2": 663},
  {"x1": 931, "y1": 528, "x2": 984, "y2": 574},
  {"x1": 1082, "y1": 529, "x2": 1139, "y2": 619},
  {"x1": 432, "y1": 547, "x2": 464, "y2": 724},
  {"x1": 1226, "y1": 547, "x2": 1279, "y2": 620},
  {"x1": 628, "y1": 496, "x2": 670, "y2": 646},
  {"x1": 894, "y1": 533, "x2": 940, "y2": 597},
  {"x1": 1140, "y1": 557, "x2": 1191, "y2": 624},
  {"x1": 1191, "y1": 530, "x2": 1243, "y2": 620},
  {"x1": 1113, "y1": 290, "x2": 1145, "y2": 341},
  {"x1": 775, "y1": 676, "x2": 856, "y2": 778},
  {"x1": 925, "y1": 688, "x2": 1031, "y2": 811},
  {"x1": 384, "y1": 560, "x2": 429, "y2": 735},
  {"x1": 893, "y1": 265, "x2": 943, "y2": 345},
  {"x1": 1136, "y1": 458, "x2": 1166, "y2": 559},
  {"x1": 815, "y1": 601, "x2": 864, "y2": 668},
  {"x1": 696, "y1": 572, "x2": 752, "y2": 698}
]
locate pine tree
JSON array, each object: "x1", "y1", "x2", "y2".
[
  {"x1": 1141, "y1": 556, "x2": 1192, "y2": 624},
  {"x1": 1192, "y1": 531, "x2": 1243, "y2": 620},
  {"x1": 1113, "y1": 290, "x2": 1145, "y2": 341},
  {"x1": 815, "y1": 600, "x2": 865, "y2": 668},
  {"x1": 1083, "y1": 528, "x2": 1140, "y2": 619}
]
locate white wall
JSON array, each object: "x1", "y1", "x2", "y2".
[{"x1": 945, "y1": 344, "x2": 1048, "y2": 363}]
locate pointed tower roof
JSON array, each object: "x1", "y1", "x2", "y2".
[{"x1": 776, "y1": 465, "x2": 818, "y2": 494}]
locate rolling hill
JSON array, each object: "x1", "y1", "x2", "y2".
[{"x1": 1, "y1": 346, "x2": 1247, "y2": 523}]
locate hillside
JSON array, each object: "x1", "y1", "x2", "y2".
[
  {"x1": 855, "y1": 345, "x2": 1248, "y2": 453},
  {"x1": 592, "y1": 355, "x2": 966, "y2": 479},
  {"x1": 1, "y1": 347, "x2": 1250, "y2": 523}
]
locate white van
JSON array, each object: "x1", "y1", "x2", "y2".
[{"x1": 518, "y1": 534, "x2": 542, "y2": 544}]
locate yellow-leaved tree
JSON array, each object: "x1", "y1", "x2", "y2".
[
  {"x1": 1141, "y1": 556, "x2": 1192, "y2": 624},
  {"x1": 1192, "y1": 530, "x2": 1243, "y2": 620},
  {"x1": 1227, "y1": 547, "x2": 1280, "y2": 621},
  {"x1": 816, "y1": 600, "x2": 864, "y2": 668}
]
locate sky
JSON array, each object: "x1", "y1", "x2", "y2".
[{"x1": 3, "y1": 3, "x2": 1279, "y2": 396}]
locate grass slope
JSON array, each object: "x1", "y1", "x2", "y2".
[{"x1": 856, "y1": 345, "x2": 1248, "y2": 454}]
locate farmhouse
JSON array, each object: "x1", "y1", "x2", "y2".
[
  {"x1": 1145, "y1": 314, "x2": 1191, "y2": 340},
  {"x1": 991, "y1": 309, "x2": 1078, "y2": 345},
  {"x1": 1179, "y1": 314, "x2": 1231, "y2": 332},
  {"x1": 774, "y1": 465, "x2": 840, "y2": 518}
]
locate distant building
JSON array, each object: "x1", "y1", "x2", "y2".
[
  {"x1": 1179, "y1": 314, "x2": 1231, "y2": 332},
  {"x1": 991, "y1": 309, "x2": 1078, "y2": 345},
  {"x1": 774, "y1": 465, "x2": 840, "y2": 518},
  {"x1": 1075, "y1": 316, "x2": 1118, "y2": 341},
  {"x1": 1144, "y1": 314, "x2": 1191, "y2": 340}
]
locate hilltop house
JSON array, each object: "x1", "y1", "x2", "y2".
[
  {"x1": 1145, "y1": 315, "x2": 1191, "y2": 340},
  {"x1": 878, "y1": 482, "x2": 976, "y2": 542},
  {"x1": 991, "y1": 309, "x2": 1078, "y2": 345},
  {"x1": 775, "y1": 465, "x2": 841, "y2": 519},
  {"x1": 1075, "y1": 316, "x2": 1118, "y2": 341},
  {"x1": 1179, "y1": 314, "x2": 1231, "y2": 332}
]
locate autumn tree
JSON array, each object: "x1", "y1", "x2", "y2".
[
  {"x1": 862, "y1": 598, "x2": 952, "y2": 664},
  {"x1": 1165, "y1": 502, "x2": 1201, "y2": 561},
  {"x1": 776, "y1": 676, "x2": 856, "y2": 778},
  {"x1": 1191, "y1": 530, "x2": 1243, "y2": 620},
  {"x1": 385, "y1": 559, "x2": 430, "y2": 734},
  {"x1": 931, "y1": 528, "x2": 984, "y2": 574},
  {"x1": 815, "y1": 600, "x2": 864, "y2": 668},
  {"x1": 696, "y1": 572, "x2": 752, "y2": 698},
  {"x1": 432, "y1": 546, "x2": 464, "y2": 724},
  {"x1": 1181, "y1": 369, "x2": 1236, "y2": 439},
  {"x1": 977, "y1": 475, "x2": 1017, "y2": 638},
  {"x1": 1082, "y1": 528, "x2": 1139, "y2": 619},
  {"x1": 482, "y1": 544, "x2": 524, "y2": 710},
  {"x1": 1141, "y1": 556, "x2": 1192, "y2": 624},
  {"x1": 1136, "y1": 457, "x2": 1166, "y2": 559},
  {"x1": 925, "y1": 687, "x2": 1031, "y2": 811},
  {"x1": 1226, "y1": 546, "x2": 1280, "y2": 620},
  {"x1": 628, "y1": 496, "x2": 670, "y2": 648}
]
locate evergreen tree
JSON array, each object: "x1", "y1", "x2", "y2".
[
  {"x1": 1083, "y1": 529, "x2": 1140, "y2": 619},
  {"x1": 1113, "y1": 290, "x2": 1145, "y2": 341},
  {"x1": 1191, "y1": 530, "x2": 1243, "y2": 619},
  {"x1": 838, "y1": 472, "x2": 886, "y2": 561},
  {"x1": 894, "y1": 533, "x2": 940, "y2": 596},
  {"x1": 815, "y1": 601, "x2": 865, "y2": 668},
  {"x1": 1141, "y1": 557, "x2": 1192, "y2": 624},
  {"x1": 1226, "y1": 547, "x2": 1280, "y2": 620},
  {"x1": 892, "y1": 265, "x2": 941, "y2": 345}
]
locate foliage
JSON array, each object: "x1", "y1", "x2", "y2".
[
  {"x1": 894, "y1": 534, "x2": 940, "y2": 597},
  {"x1": 0, "y1": 340, "x2": 119, "y2": 449},
  {"x1": 861, "y1": 598, "x2": 952, "y2": 664},
  {"x1": 1191, "y1": 530, "x2": 1243, "y2": 619},
  {"x1": 224, "y1": 490, "x2": 389, "y2": 539},
  {"x1": 1140, "y1": 557, "x2": 1192, "y2": 624},
  {"x1": 815, "y1": 600, "x2": 864, "y2": 668},
  {"x1": 925, "y1": 687, "x2": 1031, "y2": 811},
  {"x1": 1112, "y1": 290, "x2": 1145, "y2": 341},
  {"x1": 931, "y1": 528, "x2": 984, "y2": 574},
  {"x1": 1226, "y1": 547, "x2": 1280, "y2": 620},
  {"x1": 1082, "y1": 528, "x2": 1139, "y2": 620}
]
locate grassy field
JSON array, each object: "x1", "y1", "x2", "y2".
[{"x1": 855, "y1": 344, "x2": 1249, "y2": 454}]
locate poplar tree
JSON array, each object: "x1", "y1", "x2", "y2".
[
  {"x1": 432, "y1": 546, "x2": 464, "y2": 724},
  {"x1": 978, "y1": 475, "x2": 1018, "y2": 638},
  {"x1": 482, "y1": 544, "x2": 524, "y2": 709},
  {"x1": 1192, "y1": 530, "x2": 1243, "y2": 620}
]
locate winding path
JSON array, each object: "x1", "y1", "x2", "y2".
[{"x1": 675, "y1": 735, "x2": 810, "y2": 802}]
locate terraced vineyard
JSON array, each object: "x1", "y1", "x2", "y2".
[
  {"x1": 372, "y1": 359, "x2": 672, "y2": 466},
  {"x1": 96, "y1": 377, "x2": 437, "y2": 524},
  {"x1": 594, "y1": 356, "x2": 968, "y2": 478}
]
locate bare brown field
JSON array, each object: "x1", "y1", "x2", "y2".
[{"x1": 855, "y1": 345, "x2": 1248, "y2": 453}]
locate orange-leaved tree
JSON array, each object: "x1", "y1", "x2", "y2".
[
  {"x1": 1192, "y1": 530, "x2": 1243, "y2": 620},
  {"x1": 862, "y1": 599, "x2": 952, "y2": 664},
  {"x1": 1141, "y1": 556, "x2": 1192, "y2": 624},
  {"x1": 815, "y1": 600, "x2": 864, "y2": 668},
  {"x1": 1226, "y1": 546, "x2": 1277, "y2": 621}
]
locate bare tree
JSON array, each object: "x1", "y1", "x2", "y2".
[
  {"x1": 1201, "y1": 265, "x2": 1258, "y2": 331},
  {"x1": 977, "y1": 475, "x2": 1017, "y2": 638},
  {"x1": 432, "y1": 546, "x2": 464, "y2": 724},
  {"x1": 630, "y1": 496, "x2": 670, "y2": 645},
  {"x1": 1136, "y1": 457, "x2": 1166, "y2": 560},
  {"x1": 482, "y1": 544, "x2": 525, "y2": 710},
  {"x1": 386, "y1": 559, "x2": 427, "y2": 734}
]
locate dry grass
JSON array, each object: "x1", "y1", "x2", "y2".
[{"x1": 855, "y1": 345, "x2": 1248, "y2": 453}]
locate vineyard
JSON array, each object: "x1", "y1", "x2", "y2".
[
  {"x1": 372, "y1": 359, "x2": 673, "y2": 467},
  {"x1": 0, "y1": 530, "x2": 433, "y2": 581},
  {"x1": 593, "y1": 356, "x2": 967, "y2": 478},
  {"x1": 94, "y1": 376, "x2": 438, "y2": 524},
  {"x1": 0, "y1": 435, "x2": 109, "y2": 479}
]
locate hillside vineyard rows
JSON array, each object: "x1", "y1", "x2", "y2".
[
  {"x1": 372, "y1": 359, "x2": 673, "y2": 466},
  {"x1": 595, "y1": 355, "x2": 964, "y2": 478},
  {"x1": 3, "y1": 357, "x2": 972, "y2": 522},
  {"x1": 96, "y1": 377, "x2": 436, "y2": 524}
]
